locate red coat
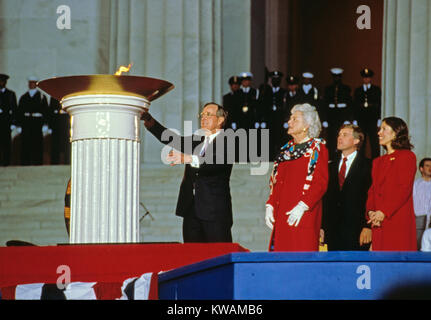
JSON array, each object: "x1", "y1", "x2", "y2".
[
  {"x1": 366, "y1": 149, "x2": 417, "y2": 251},
  {"x1": 267, "y1": 141, "x2": 328, "y2": 251}
]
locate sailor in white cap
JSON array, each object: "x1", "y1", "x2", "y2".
[
  {"x1": 299, "y1": 72, "x2": 319, "y2": 104},
  {"x1": 17, "y1": 76, "x2": 49, "y2": 165},
  {"x1": 353, "y1": 68, "x2": 381, "y2": 159},
  {"x1": 238, "y1": 72, "x2": 259, "y2": 130},
  {"x1": 0, "y1": 73, "x2": 18, "y2": 166},
  {"x1": 323, "y1": 68, "x2": 353, "y2": 160}
]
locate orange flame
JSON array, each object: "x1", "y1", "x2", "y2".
[{"x1": 114, "y1": 63, "x2": 132, "y2": 76}]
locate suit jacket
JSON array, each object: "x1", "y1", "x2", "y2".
[
  {"x1": 147, "y1": 119, "x2": 233, "y2": 224},
  {"x1": 322, "y1": 152, "x2": 372, "y2": 250}
]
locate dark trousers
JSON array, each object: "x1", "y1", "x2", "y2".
[{"x1": 182, "y1": 206, "x2": 232, "y2": 243}]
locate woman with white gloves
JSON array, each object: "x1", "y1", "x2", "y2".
[{"x1": 266, "y1": 104, "x2": 329, "y2": 251}]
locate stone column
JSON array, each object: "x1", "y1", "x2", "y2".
[
  {"x1": 382, "y1": 0, "x2": 431, "y2": 159},
  {"x1": 63, "y1": 94, "x2": 148, "y2": 243}
]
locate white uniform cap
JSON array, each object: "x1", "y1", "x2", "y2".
[
  {"x1": 240, "y1": 72, "x2": 253, "y2": 79},
  {"x1": 302, "y1": 72, "x2": 314, "y2": 79},
  {"x1": 330, "y1": 68, "x2": 343, "y2": 75}
]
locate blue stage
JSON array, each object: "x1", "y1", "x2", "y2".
[{"x1": 158, "y1": 252, "x2": 431, "y2": 300}]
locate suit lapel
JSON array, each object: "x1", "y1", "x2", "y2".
[{"x1": 342, "y1": 153, "x2": 360, "y2": 188}]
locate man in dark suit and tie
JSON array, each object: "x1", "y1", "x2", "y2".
[
  {"x1": 322, "y1": 124, "x2": 372, "y2": 251},
  {"x1": 142, "y1": 102, "x2": 234, "y2": 243}
]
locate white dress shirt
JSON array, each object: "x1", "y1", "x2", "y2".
[
  {"x1": 338, "y1": 150, "x2": 357, "y2": 178},
  {"x1": 190, "y1": 130, "x2": 222, "y2": 168}
]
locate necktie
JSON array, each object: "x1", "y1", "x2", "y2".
[
  {"x1": 338, "y1": 157, "x2": 347, "y2": 189},
  {"x1": 199, "y1": 137, "x2": 209, "y2": 156}
]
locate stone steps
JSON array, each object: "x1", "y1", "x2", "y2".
[{"x1": 0, "y1": 163, "x2": 272, "y2": 251}]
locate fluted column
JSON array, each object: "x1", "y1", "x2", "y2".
[
  {"x1": 63, "y1": 94, "x2": 148, "y2": 243},
  {"x1": 382, "y1": 0, "x2": 431, "y2": 160}
]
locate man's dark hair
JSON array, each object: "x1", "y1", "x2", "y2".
[{"x1": 419, "y1": 157, "x2": 431, "y2": 168}]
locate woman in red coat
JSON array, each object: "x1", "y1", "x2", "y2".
[
  {"x1": 366, "y1": 117, "x2": 417, "y2": 251},
  {"x1": 265, "y1": 104, "x2": 328, "y2": 251}
]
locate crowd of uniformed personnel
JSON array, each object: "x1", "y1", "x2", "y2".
[
  {"x1": 223, "y1": 68, "x2": 381, "y2": 161},
  {"x1": 0, "y1": 68, "x2": 381, "y2": 166},
  {"x1": 0, "y1": 74, "x2": 70, "y2": 166}
]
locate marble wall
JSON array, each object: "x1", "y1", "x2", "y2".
[
  {"x1": 0, "y1": 0, "x2": 251, "y2": 163},
  {"x1": 382, "y1": 0, "x2": 431, "y2": 162}
]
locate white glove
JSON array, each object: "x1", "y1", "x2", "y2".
[
  {"x1": 352, "y1": 120, "x2": 358, "y2": 126},
  {"x1": 286, "y1": 201, "x2": 309, "y2": 227},
  {"x1": 10, "y1": 125, "x2": 16, "y2": 130},
  {"x1": 231, "y1": 122, "x2": 237, "y2": 130},
  {"x1": 322, "y1": 121, "x2": 328, "y2": 128},
  {"x1": 254, "y1": 122, "x2": 260, "y2": 129},
  {"x1": 42, "y1": 124, "x2": 49, "y2": 133},
  {"x1": 265, "y1": 204, "x2": 275, "y2": 230},
  {"x1": 283, "y1": 122, "x2": 289, "y2": 129},
  {"x1": 260, "y1": 122, "x2": 267, "y2": 129},
  {"x1": 377, "y1": 119, "x2": 382, "y2": 127}
]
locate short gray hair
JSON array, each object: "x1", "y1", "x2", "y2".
[{"x1": 291, "y1": 103, "x2": 322, "y2": 138}]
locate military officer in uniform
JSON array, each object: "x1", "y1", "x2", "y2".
[
  {"x1": 353, "y1": 68, "x2": 381, "y2": 159},
  {"x1": 281, "y1": 75, "x2": 301, "y2": 145},
  {"x1": 238, "y1": 72, "x2": 259, "y2": 130},
  {"x1": 49, "y1": 97, "x2": 71, "y2": 164},
  {"x1": 258, "y1": 71, "x2": 286, "y2": 160},
  {"x1": 323, "y1": 68, "x2": 353, "y2": 160},
  {"x1": 222, "y1": 75, "x2": 242, "y2": 130},
  {"x1": 17, "y1": 76, "x2": 49, "y2": 165},
  {"x1": 0, "y1": 74, "x2": 17, "y2": 166},
  {"x1": 298, "y1": 72, "x2": 319, "y2": 106}
]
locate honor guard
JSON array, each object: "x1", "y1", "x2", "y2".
[
  {"x1": 323, "y1": 68, "x2": 353, "y2": 159},
  {"x1": 258, "y1": 71, "x2": 286, "y2": 159},
  {"x1": 222, "y1": 75, "x2": 242, "y2": 130},
  {"x1": 17, "y1": 76, "x2": 49, "y2": 165},
  {"x1": 280, "y1": 75, "x2": 301, "y2": 145},
  {"x1": 49, "y1": 97, "x2": 71, "y2": 164},
  {"x1": 299, "y1": 72, "x2": 319, "y2": 105},
  {"x1": 238, "y1": 72, "x2": 259, "y2": 130},
  {"x1": 353, "y1": 68, "x2": 381, "y2": 159},
  {"x1": 0, "y1": 74, "x2": 17, "y2": 166}
]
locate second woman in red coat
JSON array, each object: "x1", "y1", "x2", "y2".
[
  {"x1": 366, "y1": 117, "x2": 417, "y2": 251},
  {"x1": 265, "y1": 103, "x2": 328, "y2": 251}
]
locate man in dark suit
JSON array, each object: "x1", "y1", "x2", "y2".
[
  {"x1": 322, "y1": 124, "x2": 372, "y2": 251},
  {"x1": 142, "y1": 103, "x2": 234, "y2": 243},
  {"x1": 0, "y1": 74, "x2": 17, "y2": 166},
  {"x1": 353, "y1": 68, "x2": 381, "y2": 159}
]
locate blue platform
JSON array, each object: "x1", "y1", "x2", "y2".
[{"x1": 158, "y1": 252, "x2": 431, "y2": 300}]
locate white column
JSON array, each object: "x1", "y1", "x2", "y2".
[
  {"x1": 382, "y1": 0, "x2": 431, "y2": 160},
  {"x1": 62, "y1": 94, "x2": 148, "y2": 243}
]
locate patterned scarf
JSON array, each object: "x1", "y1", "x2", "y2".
[{"x1": 269, "y1": 138, "x2": 325, "y2": 196}]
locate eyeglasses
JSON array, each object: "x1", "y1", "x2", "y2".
[{"x1": 199, "y1": 112, "x2": 218, "y2": 118}]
